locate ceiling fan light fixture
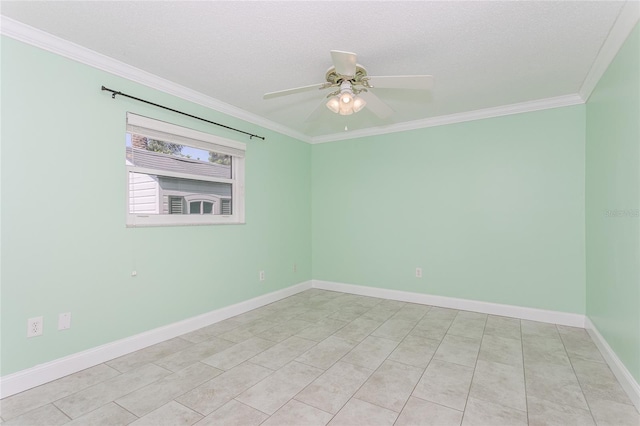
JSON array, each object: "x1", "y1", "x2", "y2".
[
  {"x1": 338, "y1": 102, "x2": 354, "y2": 115},
  {"x1": 353, "y1": 96, "x2": 366, "y2": 113},
  {"x1": 340, "y1": 91, "x2": 353, "y2": 104},
  {"x1": 326, "y1": 96, "x2": 340, "y2": 113}
]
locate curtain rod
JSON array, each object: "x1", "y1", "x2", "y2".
[{"x1": 101, "y1": 86, "x2": 265, "y2": 140}]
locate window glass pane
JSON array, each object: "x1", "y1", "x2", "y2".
[
  {"x1": 189, "y1": 201, "x2": 201, "y2": 215},
  {"x1": 129, "y1": 172, "x2": 231, "y2": 215},
  {"x1": 126, "y1": 133, "x2": 231, "y2": 179}
]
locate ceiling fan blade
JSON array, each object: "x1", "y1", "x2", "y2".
[
  {"x1": 366, "y1": 75, "x2": 434, "y2": 90},
  {"x1": 331, "y1": 50, "x2": 357, "y2": 77},
  {"x1": 359, "y1": 91, "x2": 394, "y2": 119},
  {"x1": 264, "y1": 83, "x2": 325, "y2": 99}
]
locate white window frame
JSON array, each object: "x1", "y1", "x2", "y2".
[{"x1": 126, "y1": 113, "x2": 246, "y2": 227}]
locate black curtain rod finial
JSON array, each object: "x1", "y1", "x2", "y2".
[{"x1": 101, "y1": 85, "x2": 265, "y2": 141}]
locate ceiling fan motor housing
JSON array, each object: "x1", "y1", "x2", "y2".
[{"x1": 325, "y1": 65, "x2": 370, "y2": 88}]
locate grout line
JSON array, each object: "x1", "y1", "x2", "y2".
[
  {"x1": 557, "y1": 324, "x2": 599, "y2": 425},
  {"x1": 232, "y1": 397, "x2": 272, "y2": 417},
  {"x1": 519, "y1": 318, "x2": 530, "y2": 425},
  {"x1": 393, "y1": 309, "x2": 459, "y2": 424},
  {"x1": 113, "y1": 400, "x2": 139, "y2": 421},
  {"x1": 459, "y1": 313, "x2": 488, "y2": 421}
]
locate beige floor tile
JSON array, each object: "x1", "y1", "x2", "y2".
[
  {"x1": 54, "y1": 363, "x2": 171, "y2": 418},
  {"x1": 1, "y1": 290, "x2": 631, "y2": 426},
  {"x1": 262, "y1": 400, "x2": 333, "y2": 426},
  {"x1": 426, "y1": 307, "x2": 459, "y2": 320},
  {"x1": 371, "y1": 318, "x2": 418, "y2": 341},
  {"x1": 521, "y1": 320, "x2": 560, "y2": 339},
  {"x1": 0, "y1": 364, "x2": 120, "y2": 421},
  {"x1": 433, "y1": 334, "x2": 481, "y2": 367},
  {"x1": 361, "y1": 306, "x2": 402, "y2": 322},
  {"x1": 412, "y1": 316, "x2": 455, "y2": 341},
  {"x1": 478, "y1": 334, "x2": 523, "y2": 367},
  {"x1": 413, "y1": 360, "x2": 474, "y2": 411},
  {"x1": 2, "y1": 404, "x2": 69, "y2": 426},
  {"x1": 217, "y1": 318, "x2": 281, "y2": 343},
  {"x1": 354, "y1": 360, "x2": 423, "y2": 412},
  {"x1": 65, "y1": 403, "x2": 137, "y2": 426},
  {"x1": 176, "y1": 362, "x2": 273, "y2": 415},
  {"x1": 193, "y1": 400, "x2": 268, "y2": 426},
  {"x1": 571, "y1": 358, "x2": 634, "y2": 405},
  {"x1": 115, "y1": 362, "x2": 222, "y2": 417},
  {"x1": 295, "y1": 318, "x2": 348, "y2": 342},
  {"x1": 341, "y1": 335, "x2": 399, "y2": 370},
  {"x1": 328, "y1": 306, "x2": 370, "y2": 323},
  {"x1": 154, "y1": 337, "x2": 236, "y2": 372},
  {"x1": 297, "y1": 308, "x2": 338, "y2": 323},
  {"x1": 180, "y1": 319, "x2": 244, "y2": 344},
  {"x1": 295, "y1": 361, "x2": 373, "y2": 414},
  {"x1": 561, "y1": 333, "x2": 605, "y2": 363},
  {"x1": 250, "y1": 336, "x2": 317, "y2": 370},
  {"x1": 447, "y1": 312, "x2": 487, "y2": 340},
  {"x1": 388, "y1": 333, "x2": 440, "y2": 368},
  {"x1": 106, "y1": 337, "x2": 193, "y2": 373},
  {"x1": 391, "y1": 303, "x2": 431, "y2": 322},
  {"x1": 259, "y1": 319, "x2": 315, "y2": 342},
  {"x1": 328, "y1": 398, "x2": 398, "y2": 426},
  {"x1": 296, "y1": 336, "x2": 357, "y2": 370},
  {"x1": 461, "y1": 397, "x2": 527, "y2": 426},
  {"x1": 395, "y1": 397, "x2": 463, "y2": 426},
  {"x1": 523, "y1": 340, "x2": 572, "y2": 369},
  {"x1": 524, "y1": 362, "x2": 589, "y2": 410},
  {"x1": 527, "y1": 395, "x2": 595, "y2": 426},
  {"x1": 468, "y1": 360, "x2": 526, "y2": 411},
  {"x1": 333, "y1": 317, "x2": 383, "y2": 342},
  {"x1": 588, "y1": 398, "x2": 640, "y2": 426},
  {"x1": 236, "y1": 361, "x2": 323, "y2": 415},
  {"x1": 483, "y1": 315, "x2": 521, "y2": 341},
  {"x1": 200, "y1": 336, "x2": 275, "y2": 370},
  {"x1": 129, "y1": 401, "x2": 202, "y2": 426}
]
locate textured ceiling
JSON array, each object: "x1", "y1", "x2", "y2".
[{"x1": 0, "y1": 1, "x2": 627, "y2": 140}]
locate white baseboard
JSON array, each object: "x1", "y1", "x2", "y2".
[
  {"x1": 585, "y1": 317, "x2": 640, "y2": 412},
  {"x1": 312, "y1": 280, "x2": 586, "y2": 327},
  {"x1": 0, "y1": 281, "x2": 312, "y2": 399}
]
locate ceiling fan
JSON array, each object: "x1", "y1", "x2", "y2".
[{"x1": 263, "y1": 50, "x2": 433, "y2": 120}]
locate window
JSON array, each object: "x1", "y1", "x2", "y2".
[{"x1": 125, "y1": 113, "x2": 245, "y2": 226}]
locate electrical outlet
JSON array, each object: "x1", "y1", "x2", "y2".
[
  {"x1": 58, "y1": 312, "x2": 72, "y2": 330},
  {"x1": 259, "y1": 270, "x2": 265, "y2": 281},
  {"x1": 27, "y1": 316, "x2": 43, "y2": 337},
  {"x1": 293, "y1": 263, "x2": 297, "y2": 273},
  {"x1": 415, "y1": 267, "x2": 423, "y2": 278}
]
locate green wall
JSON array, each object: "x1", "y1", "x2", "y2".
[
  {"x1": 2, "y1": 23, "x2": 638, "y2": 387},
  {"x1": 586, "y1": 23, "x2": 640, "y2": 383},
  {"x1": 312, "y1": 106, "x2": 586, "y2": 314},
  {"x1": 0, "y1": 37, "x2": 312, "y2": 376}
]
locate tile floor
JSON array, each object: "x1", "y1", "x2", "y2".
[{"x1": 1, "y1": 289, "x2": 639, "y2": 425}]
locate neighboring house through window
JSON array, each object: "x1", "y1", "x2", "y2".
[{"x1": 125, "y1": 113, "x2": 246, "y2": 226}]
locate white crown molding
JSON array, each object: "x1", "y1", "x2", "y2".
[
  {"x1": 312, "y1": 280, "x2": 586, "y2": 327},
  {"x1": 585, "y1": 317, "x2": 640, "y2": 412},
  {"x1": 579, "y1": 1, "x2": 640, "y2": 102},
  {"x1": 0, "y1": 15, "x2": 313, "y2": 144},
  {"x1": 0, "y1": 281, "x2": 312, "y2": 400},
  {"x1": 310, "y1": 94, "x2": 585, "y2": 144}
]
